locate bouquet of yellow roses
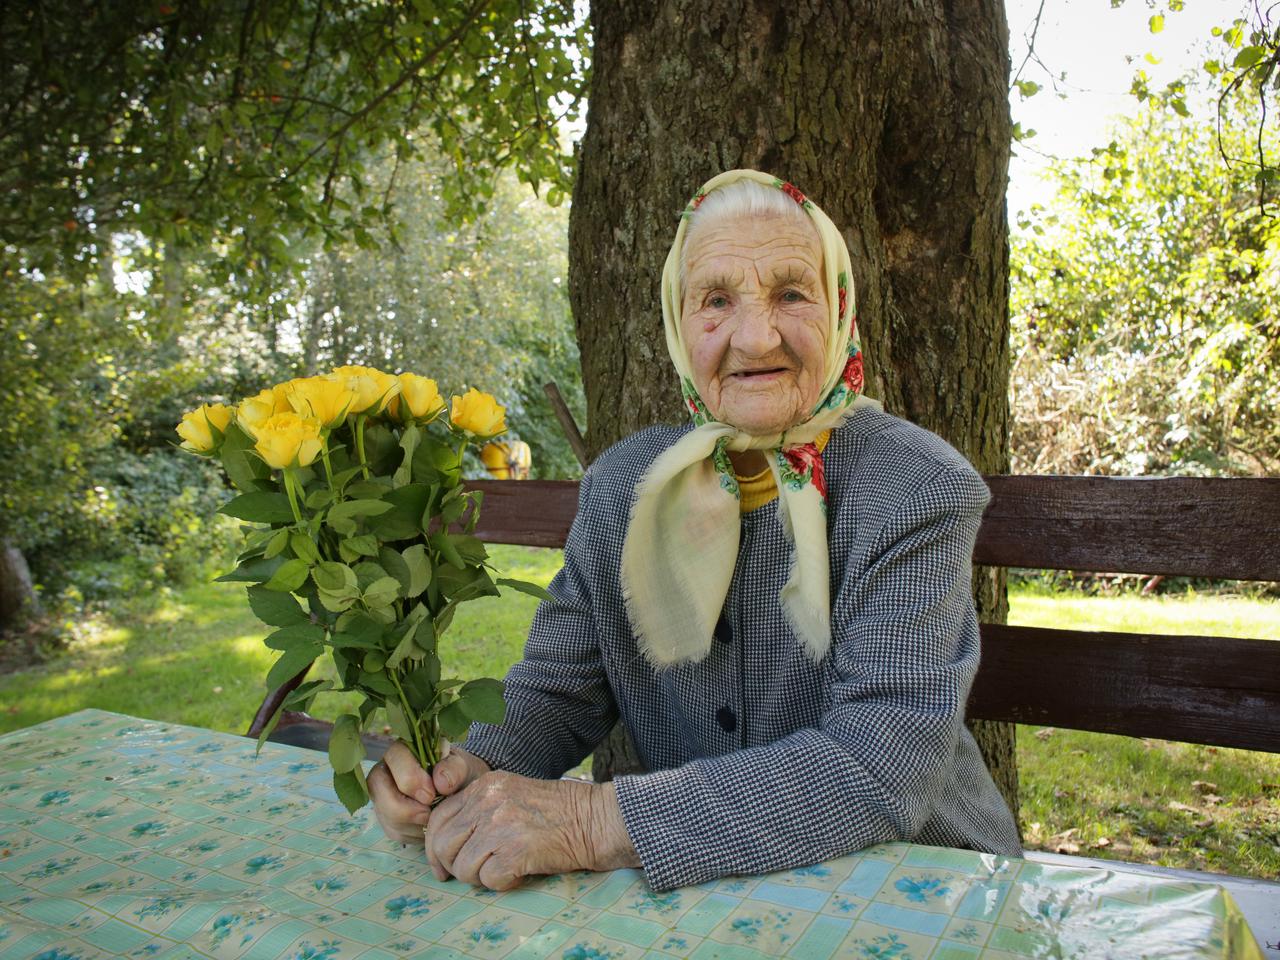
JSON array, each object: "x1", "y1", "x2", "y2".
[{"x1": 178, "y1": 365, "x2": 547, "y2": 813}]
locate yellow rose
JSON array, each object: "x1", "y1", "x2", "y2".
[
  {"x1": 394, "y1": 373, "x2": 445, "y2": 421},
  {"x1": 286, "y1": 375, "x2": 354, "y2": 428},
  {"x1": 237, "y1": 384, "x2": 293, "y2": 438},
  {"x1": 480, "y1": 440, "x2": 531, "y2": 479},
  {"x1": 253, "y1": 412, "x2": 324, "y2": 470},
  {"x1": 176, "y1": 403, "x2": 233, "y2": 453},
  {"x1": 329, "y1": 364, "x2": 400, "y2": 415},
  {"x1": 450, "y1": 389, "x2": 506, "y2": 438}
]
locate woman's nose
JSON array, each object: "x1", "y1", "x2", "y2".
[{"x1": 731, "y1": 299, "x2": 781, "y2": 355}]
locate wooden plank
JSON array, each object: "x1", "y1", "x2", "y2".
[
  {"x1": 968, "y1": 623, "x2": 1280, "y2": 752},
  {"x1": 463, "y1": 480, "x2": 579, "y2": 548},
  {"x1": 976, "y1": 476, "x2": 1280, "y2": 581}
]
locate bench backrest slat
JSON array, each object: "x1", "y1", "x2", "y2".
[
  {"x1": 969, "y1": 624, "x2": 1280, "y2": 752},
  {"x1": 465, "y1": 476, "x2": 1280, "y2": 580},
  {"x1": 456, "y1": 475, "x2": 1280, "y2": 755}
]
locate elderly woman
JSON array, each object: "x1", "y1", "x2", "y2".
[{"x1": 368, "y1": 169, "x2": 1021, "y2": 892}]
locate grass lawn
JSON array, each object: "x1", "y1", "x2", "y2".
[{"x1": 1, "y1": 548, "x2": 1276, "y2": 878}]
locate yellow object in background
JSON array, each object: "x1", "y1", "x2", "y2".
[{"x1": 481, "y1": 440, "x2": 532, "y2": 480}]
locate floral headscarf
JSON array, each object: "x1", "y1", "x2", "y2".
[{"x1": 620, "y1": 169, "x2": 875, "y2": 668}]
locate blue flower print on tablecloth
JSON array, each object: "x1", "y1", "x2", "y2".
[
  {"x1": 32, "y1": 948, "x2": 82, "y2": 960},
  {"x1": 716, "y1": 905, "x2": 804, "y2": 954},
  {"x1": 129, "y1": 820, "x2": 168, "y2": 839},
  {"x1": 850, "y1": 931, "x2": 912, "y2": 958},
  {"x1": 894, "y1": 874, "x2": 952, "y2": 904},
  {"x1": 468, "y1": 919, "x2": 511, "y2": 945},
  {"x1": 626, "y1": 888, "x2": 682, "y2": 915},
  {"x1": 24, "y1": 856, "x2": 82, "y2": 880},
  {"x1": 311, "y1": 874, "x2": 349, "y2": 894},
  {"x1": 244, "y1": 853, "x2": 286, "y2": 875},
  {"x1": 289, "y1": 939, "x2": 342, "y2": 960},
  {"x1": 133, "y1": 894, "x2": 193, "y2": 922},
  {"x1": 38, "y1": 789, "x2": 72, "y2": 807},
  {"x1": 384, "y1": 894, "x2": 435, "y2": 922},
  {"x1": 561, "y1": 943, "x2": 622, "y2": 960}
]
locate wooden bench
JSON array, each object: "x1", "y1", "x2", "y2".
[{"x1": 249, "y1": 474, "x2": 1280, "y2": 949}]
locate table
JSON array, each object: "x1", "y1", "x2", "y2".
[{"x1": 0, "y1": 710, "x2": 1263, "y2": 960}]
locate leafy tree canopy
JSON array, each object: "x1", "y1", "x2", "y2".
[
  {"x1": 1, "y1": 0, "x2": 587, "y2": 282},
  {"x1": 1011, "y1": 86, "x2": 1279, "y2": 477}
]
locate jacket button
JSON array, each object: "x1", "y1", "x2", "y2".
[
  {"x1": 714, "y1": 616, "x2": 733, "y2": 644},
  {"x1": 716, "y1": 707, "x2": 737, "y2": 733}
]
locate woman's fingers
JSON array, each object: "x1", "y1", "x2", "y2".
[
  {"x1": 368, "y1": 754, "x2": 432, "y2": 844},
  {"x1": 425, "y1": 792, "x2": 472, "y2": 881},
  {"x1": 431, "y1": 748, "x2": 489, "y2": 796},
  {"x1": 383, "y1": 741, "x2": 436, "y2": 806}
]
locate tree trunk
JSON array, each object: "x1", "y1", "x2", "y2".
[
  {"x1": 0, "y1": 542, "x2": 41, "y2": 632},
  {"x1": 570, "y1": 0, "x2": 1017, "y2": 825}
]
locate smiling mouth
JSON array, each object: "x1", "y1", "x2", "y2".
[{"x1": 730, "y1": 367, "x2": 789, "y2": 381}]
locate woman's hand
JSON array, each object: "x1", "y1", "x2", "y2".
[
  {"x1": 426, "y1": 773, "x2": 639, "y2": 890},
  {"x1": 367, "y1": 741, "x2": 491, "y2": 844}
]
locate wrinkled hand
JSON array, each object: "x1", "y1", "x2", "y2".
[
  {"x1": 368, "y1": 741, "x2": 491, "y2": 845},
  {"x1": 426, "y1": 771, "x2": 639, "y2": 891}
]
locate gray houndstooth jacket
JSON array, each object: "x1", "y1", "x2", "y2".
[{"x1": 462, "y1": 404, "x2": 1022, "y2": 890}]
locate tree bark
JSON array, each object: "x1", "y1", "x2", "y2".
[
  {"x1": 571, "y1": 0, "x2": 1018, "y2": 825},
  {"x1": 0, "y1": 542, "x2": 41, "y2": 632}
]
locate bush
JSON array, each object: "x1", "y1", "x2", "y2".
[{"x1": 31, "y1": 447, "x2": 238, "y2": 601}]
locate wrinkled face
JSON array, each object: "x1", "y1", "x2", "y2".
[{"x1": 681, "y1": 213, "x2": 829, "y2": 435}]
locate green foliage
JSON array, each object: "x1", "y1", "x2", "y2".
[
  {"x1": 1, "y1": 0, "x2": 587, "y2": 280},
  {"x1": 1011, "y1": 91, "x2": 1279, "y2": 476}
]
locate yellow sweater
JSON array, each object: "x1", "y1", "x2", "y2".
[{"x1": 737, "y1": 431, "x2": 831, "y2": 512}]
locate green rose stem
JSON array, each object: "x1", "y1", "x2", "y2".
[
  {"x1": 319, "y1": 435, "x2": 335, "y2": 488},
  {"x1": 354, "y1": 414, "x2": 371, "y2": 479},
  {"x1": 282, "y1": 468, "x2": 304, "y2": 524},
  {"x1": 388, "y1": 668, "x2": 434, "y2": 769}
]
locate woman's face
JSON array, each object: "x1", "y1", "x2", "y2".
[{"x1": 681, "y1": 212, "x2": 829, "y2": 435}]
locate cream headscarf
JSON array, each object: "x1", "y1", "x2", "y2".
[{"x1": 620, "y1": 169, "x2": 875, "y2": 668}]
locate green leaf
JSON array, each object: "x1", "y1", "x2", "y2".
[
  {"x1": 332, "y1": 766, "x2": 369, "y2": 814},
  {"x1": 283, "y1": 678, "x2": 331, "y2": 711},
  {"x1": 216, "y1": 554, "x2": 286, "y2": 584},
  {"x1": 219, "y1": 492, "x2": 297, "y2": 523},
  {"x1": 254, "y1": 702, "x2": 285, "y2": 756},
  {"x1": 436, "y1": 700, "x2": 471, "y2": 739},
  {"x1": 266, "y1": 642, "x2": 323, "y2": 690},
  {"x1": 334, "y1": 610, "x2": 385, "y2": 646},
  {"x1": 401, "y1": 659, "x2": 439, "y2": 711},
  {"x1": 329, "y1": 714, "x2": 365, "y2": 774},
  {"x1": 346, "y1": 479, "x2": 393, "y2": 498},
  {"x1": 313, "y1": 561, "x2": 357, "y2": 593},
  {"x1": 401, "y1": 544, "x2": 432, "y2": 597},
  {"x1": 430, "y1": 532, "x2": 465, "y2": 569},
  {"x1": 264, "y1": 558, "x2": 311, "y2": 592},
  {"x1": 263, "y1": 528, "x2": 290, "y2": 559},
  {"x1": 263, "y1": 623, "x2": 325, "y2": 650},
  {"x1": 290, "y1": 532, "x2": 321, "y2": 564},
  {"x1": 378, "y1": 546, "x2": 413, "y2": 595},
  {"x1": 330, "y1": 498, "x2": 395, "y2": 523},
  {"x1": 457, "y1": 677, "x2": 506, "y2": 724},
  {"x1": 367, "y1": 483, "x2": 433, "y2": 541},
  {"x1": 451, "y1": 535, "x2": 487, "y2": 564},
  {"x1": 363, "y1": 649, "x2": 386, "y2": 672},
  {"x1": 247, "y1": 585, "x2": 309, "y2": 626},
  {"x1": 395, "y1": 422, "x2": 421, "y2": 487},
  {"x1": 305, "y1": 488, "x2": 334, "y2": 510},
  {"x1": 219, "y1": 423, "x2": 272, "y2": 493},
  {"x1": 384, "y1": 626, "x2": 419, "y2": 670},
  {"x1": 1233, "y1": 46, "x2": 1265, "y2": 70},
  {"x1": 384, "y1": 701, "x2": 413, "y2": 742},
  {"x1": 362, "y1": 575, "x2": 401, "y2": 609},
  {"x1": 414, "y1": 615, "x2": 437, "y2": 655},
  {"x1": 497, "y1": 577, "x2": 554, "y2": 603}
]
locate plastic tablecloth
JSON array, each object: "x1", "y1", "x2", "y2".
[{"x1": 0, "y1": 710, "x2": 1263, "y2": 960}]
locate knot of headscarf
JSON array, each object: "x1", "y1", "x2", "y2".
[{"x1": 620, "y1": 169, "x2": 876, "y2": 668}]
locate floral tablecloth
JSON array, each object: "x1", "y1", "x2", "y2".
[{"x1": 0, "y1": 710, "x2": 1262, "y2": 960}]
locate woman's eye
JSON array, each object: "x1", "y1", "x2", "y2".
[
  {"x1": 707, "y1": 294, "x2": 729, "y2": 308},
  {"x1": 780, "y1": 289, "x2": 806, "y2": 303}
]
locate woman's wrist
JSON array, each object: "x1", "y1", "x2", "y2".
[{"x1": 585, "y1": 781, "x2": 641, "y2": 871}]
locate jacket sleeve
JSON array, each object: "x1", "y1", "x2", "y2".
[
  {"x1": 459, "y1": 468, "x2": 619, "y2": 778},
  {"x1": 612, "y1": 464, "x2": 993, "y2": 890}
]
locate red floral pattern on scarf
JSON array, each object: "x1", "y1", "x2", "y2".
[
  {"x1": 783, "y1": 443, "x2": 827, "y2": 499},
  {"x1": 779, "y1": 181, "x2": 808, "y2": 206},
  {"x1": 841, "y1": 352, "x2": 864, "y2": 394}
]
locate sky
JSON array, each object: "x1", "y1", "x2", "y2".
[{"x1": 1004, "y1": 0, "x2": 1235, "y2": 214}]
